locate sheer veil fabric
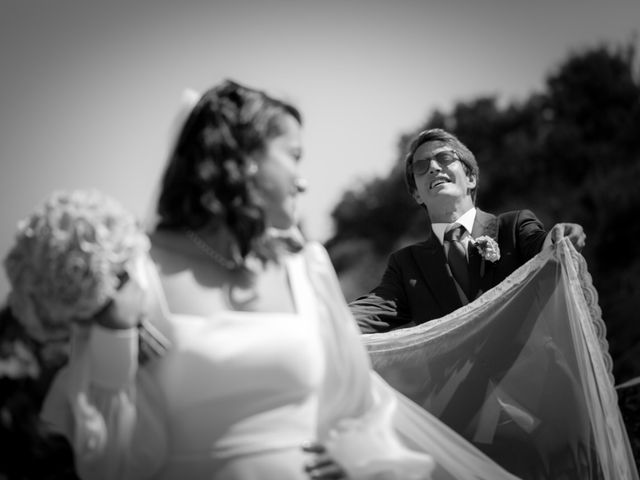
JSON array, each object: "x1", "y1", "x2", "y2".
[{"x1": 363, "y1": 239, "x2": 638, "y2": 480}]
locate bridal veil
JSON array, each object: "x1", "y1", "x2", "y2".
[{"x1": 363, "y1": 239, "x2": 637, "y2": 479}]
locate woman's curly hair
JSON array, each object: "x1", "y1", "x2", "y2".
[
  {"x1": 155, "y1": 79, "x2": 302, "y2": 257},
  {"x1": 4, "y1": 189, "x2": 149, "y2": 344}
]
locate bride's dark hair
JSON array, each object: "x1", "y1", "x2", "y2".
[{"x1": 156, "y1": 79, "x2": 302, "y2": 257}]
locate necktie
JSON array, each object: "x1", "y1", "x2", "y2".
[{"x1": 444, "y1": 224, "x2": 470, "y2": 298}]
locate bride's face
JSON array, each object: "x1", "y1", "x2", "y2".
[{"x1": 252, "y1": 115, "x2": 305, "y2": 230}]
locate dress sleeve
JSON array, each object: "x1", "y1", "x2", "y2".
[
  {"x1": 303, "y1": 243, "x2": 436, "y2": 479},
  {"x1": 88, "y1": 326, "x2": 137, "y2": 390},
  {"x1": 41, "y1": 323, "x2": 167, "y2": 480},
  {"x1": 305, "y1": 242, "x2": 525, "y2": 480}
]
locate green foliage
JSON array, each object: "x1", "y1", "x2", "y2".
[
  {"x1": 327, "y1": 39, "x2": 640, "y2": 381},
  {"x1": 329, "y1": 163, "x2": 421, "y2": 254}
]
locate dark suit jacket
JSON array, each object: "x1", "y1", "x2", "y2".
[{"x1": 350, "y1": 209, "x2": 548, "y2": 333}]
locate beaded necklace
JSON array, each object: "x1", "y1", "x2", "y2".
[
  {"x1": 185, "y1": 229, "x2": 241, "y2": 270},
  {"x1": 185, "y1": 229, "x2": 260, "y2": 308}
]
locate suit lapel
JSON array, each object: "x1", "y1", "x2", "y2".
[
  {"x1": 411, "y1": 233, "x2": 463, "y2": 313},
  {"x1": 471, "y1": 209, "x2": 499, "y2": 295}
]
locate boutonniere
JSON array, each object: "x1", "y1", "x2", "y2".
[{"x1": 471, "y1": 235, "x2": 500, "y2": 263}]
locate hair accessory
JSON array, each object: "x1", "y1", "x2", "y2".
[
  {"x1": 143, "y1": 89, "x2": 203, "y2": 233},
  {"x1": 167, "y1": 88, "x2": 201, "y2": 156}
]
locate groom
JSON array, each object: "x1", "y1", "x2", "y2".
[{"x1": 350, "y1": 128, "x2": 586, "y2": 333}]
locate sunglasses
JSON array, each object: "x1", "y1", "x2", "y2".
[{"x1": 412, "y1": 149, "x2": 460, "y2": 176}]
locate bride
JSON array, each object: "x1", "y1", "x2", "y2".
[{"x1": 4, "y1": 80, "x2": 522, "y2": 479}]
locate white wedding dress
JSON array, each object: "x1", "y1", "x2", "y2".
[{"x1": 41, "y1": 242, "x2": 520, "y2": 480}]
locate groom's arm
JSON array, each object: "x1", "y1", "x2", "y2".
[
  {"x1": 349, "y1": 253, "x2": 413, "y2": 334},
  {"x1": 514, "y1": 209, "x2": 548, "y2": 262}
]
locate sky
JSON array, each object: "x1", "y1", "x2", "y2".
[{"x1": 0, "y1": 0, "x2": 638, "y2": 297}]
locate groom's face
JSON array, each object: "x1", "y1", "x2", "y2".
[{"x1": 410, "y1": 140, "x2": 476, "y2": 212}]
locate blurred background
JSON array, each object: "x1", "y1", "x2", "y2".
[{"x1": 1, "y1": 0, "x2": 639, "y2": 384}]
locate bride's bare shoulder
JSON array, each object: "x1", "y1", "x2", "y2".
[{"x1": 147, "y1": 230, "x2": 230, "y2": 316}]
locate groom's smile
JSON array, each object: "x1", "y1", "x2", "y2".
[{"x1": 429, "y1": 176, "x2": 451, "y2": 190}]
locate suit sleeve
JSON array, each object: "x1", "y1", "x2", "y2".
[
  {"x1": 348, "y1": 252, "x2": 413, "y2": 334},
  {"x1": 516, "y1": 209, "x2": 548, "y2": 262}
]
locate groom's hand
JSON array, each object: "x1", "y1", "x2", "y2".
[{"x1": 545, "y1": 222, "x2": 587, "y2": 252}]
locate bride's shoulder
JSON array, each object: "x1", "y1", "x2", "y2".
[
  {"x1": 302, "y1": 241, "x2": 330, "y2": 261},
  {"x1": 142, "y1": 234, "x2": 229, "y2": 319},
  {"x1": 148, "y1": 230, "x2": 189, "y2": 262}
]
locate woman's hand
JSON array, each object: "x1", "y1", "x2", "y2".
[
  {"x1": 302, "y1": 441, "x2": 348, "y2": 479},
  {"x1": 93, "y1": 272, "x2": 147, "y2": 330}
]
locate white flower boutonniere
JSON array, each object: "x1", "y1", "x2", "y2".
[{"x1": 471, "y1": 235, "x2": 500, "y2": 262}]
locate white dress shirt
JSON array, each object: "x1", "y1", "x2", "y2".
[{"x1": 431, "y1": 208, "x2": 477, "y2": 259}]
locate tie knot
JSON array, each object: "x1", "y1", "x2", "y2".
[{"x1": 444, "y1": 224, "x2": 465, "y2": 242}]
